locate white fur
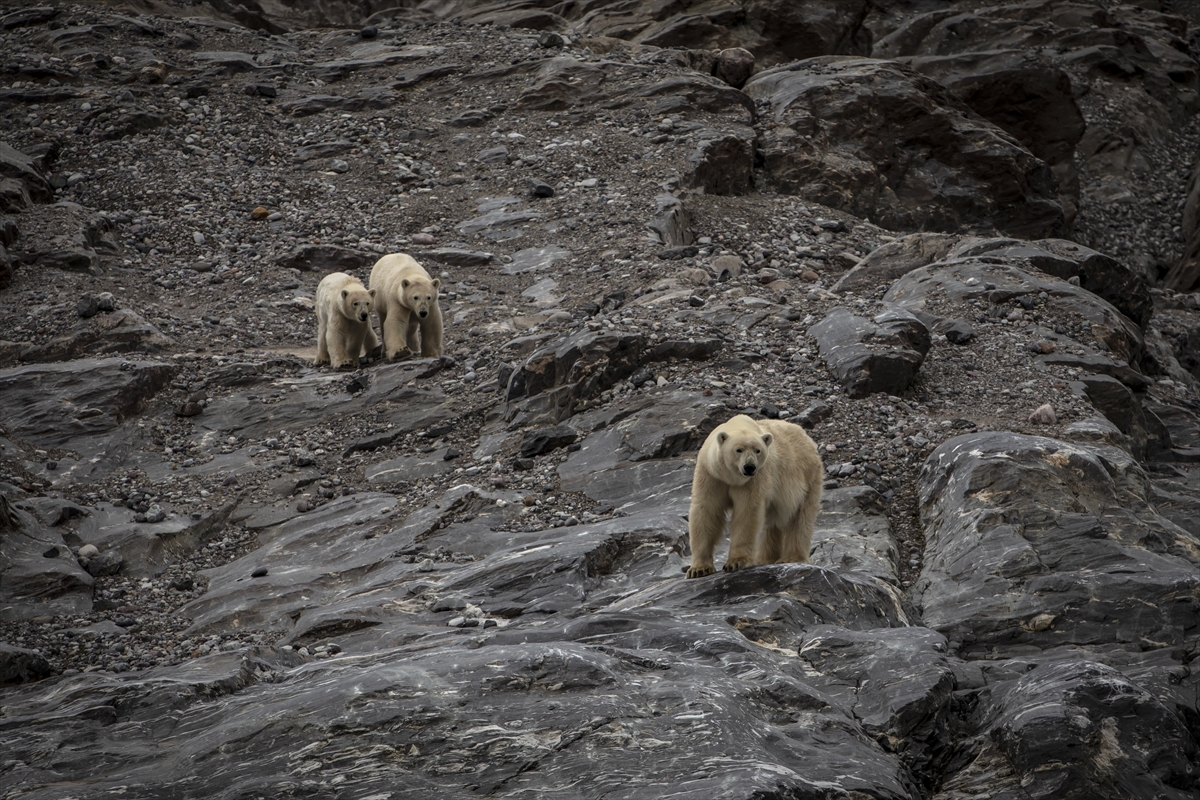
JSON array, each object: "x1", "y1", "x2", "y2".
[
  {"x1": 687, "y1": 414, "x2": 824, "y2": 578},
  {"x1": 368, "y1": 253, "x2": 443, "y2": 360},
  {"x1": 314, "y1": 272, "x2": 377, "y2": 369}
]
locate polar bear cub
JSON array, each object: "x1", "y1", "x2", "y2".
[
  {"x1": 369, "y1": 253, "x2": 444, "y2": 360},
  {"x1": 314, "y1": 271, "x2": 378, "y2": 370},
  {"x1": 686, "y1": 414, "x2": 824, "y2": 578}
]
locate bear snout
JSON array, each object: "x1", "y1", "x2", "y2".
[
  {"x1": 418, "y1": 310, "x2": 428, "y2": 318},
  {"x1": 742, "y1": 463, "x2": 756, "y2": 477},
  {"x1": 358, "y1": 313, "x2": 369, "y2": 322}
]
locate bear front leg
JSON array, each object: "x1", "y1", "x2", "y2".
[
  {"x1": 405, "y1": 316, "x2": 421, "y2": 355},
  {"x1": 724, "y1": 496, "x2": 764, "y2": 572},
  {"x1": 383, "y1": 306, "x2": 414, "y2": 360},
  {"x1": 363, "y1": 319, "x2": 379, "y2": 354},
  {"x1": 314, "y1": 313, "x2": 330, "y2": 366},
  {"x1": 420, "y1": 309, "x2": 443, "y2": 358},
  {"x1": 328, "y1": 324, "x2": 354, "y2": 370},
  {"x1": 686, "y1": 491, "x2": 727, "y2": 579}
]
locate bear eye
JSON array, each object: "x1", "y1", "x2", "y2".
[{"x1": 735, "y1": 447, "x2": 743, "y2": 453}]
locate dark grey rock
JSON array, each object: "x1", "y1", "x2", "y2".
[
  {"x1": 792, "y1": 399, "x2": 833, "y2": 428},
  {"x1": 917, "y1": 432, "x2": 1200, "y2": 658},
  {"x1": 940, "y1": 318, "x2": 974, "y2": 344},
  {"x1": 0, "y1": 643, "x2": 52, "y2": 684},
  {"x1": 885, "y1": 257, "x2": 1144, "y2": 366},
  {"x1": 833, "y1": 232, "x2": 960, "y2": 293},
  {"x1": 18, "y1": 309, "x2": 175, "y2": 364},
  {"x1": 519, "y1": 424, "x2": 578, "y2": 457},
  {"x1": 421, "y1": 247, "x2": 494, "y2": 267},
  {"x1": 686, "y1": 133, "x2": 754, "y2": 195},
  {"x1": 810, "y1": 307, "x2": 931, "y2": 398},
  {"x1": 0, "y1": 358, "x2": 176, "y2": 448},
  {"x1": 646, "y1": 192, "x2": 693, "y2": 248},
  {"x1": 937, "y1": 659, "x2": 1199, "y2": 798},
  {"x1": 745, "y1": 58, "x2": 1064, "y2": 239},
  {"x1": 84, "y1": 548, "x2": 123, "y2": 577},
  {"x1": 275, "y1": 243, "x2": 376, "y2": 273},
  {"x1": 528, "y1": 179, "x2": 554, "y2": 198},
  {"x1": 0, "y1": 495, "x2": 93, "y2": 621}
]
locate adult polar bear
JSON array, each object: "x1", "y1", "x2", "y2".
[
  {"x1": 369, "y1": 253, "x2": 443, "y2": 360},
  {"x1": 686, "y1": 414, "x2": 823, "y2": 578}
]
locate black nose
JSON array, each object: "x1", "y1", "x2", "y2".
[
  {"x1": 359, "y1": 314, "x2": 368, "y2": 321},
  {"x1": 418, "y1": 310, "x2": 427, "y2": 318},
  {"x1": 743, "y1": 464, "x2": 756, "y2": 476}
]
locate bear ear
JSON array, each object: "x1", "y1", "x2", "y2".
[
  {"x1": 432, "y1": 277, "x2": 440, "y2": 289},
  {"x1": 369, "y1": 288, "x2": 376, "y2": 297},
  {"x1": 401, "y1": 278, "x2": 410, "y2": 289},
  {"x1": 341, "y1": 289, "x2": 349, "y2": 298},
  {"x1": 717, "y1": 431, "x2": 728, "y2": 445},
  {"x1": 761, "y1": 432, "x2": 773, "y2": 447}
]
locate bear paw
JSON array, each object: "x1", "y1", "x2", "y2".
[
  {"x1": 685, "y1": 564, "x2": 715, "y2": 579},
  {"x1": 388, "y1": 347, "x2": 414, "y2": 362},
  {"x1": 722, "y1": 557, "x2": 754, "y2": 573}
]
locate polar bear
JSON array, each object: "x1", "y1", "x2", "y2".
[
  {"x1": 686, "y1": 414, "x2": 824, "y2": 578},
  {"x1": 368, "y1": 253, "x2": 443, "y2": 360},
  {"x1": 314, "y1": 272, "x2": 378, "y2": 370}
]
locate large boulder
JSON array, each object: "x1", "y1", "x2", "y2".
[
  {"x1": 0, "y1": 358, "x2": 177, "y2": 448},
  {"x1": 917, "y1": 432, "x2": 1200, "y2": 657},
  {"x1": 810, "y1": 306, "x2": 931, "y2": 398},
  {"x1": 744, "y1": 57, "x2": 1065, "y2": 239},
  {"x1": 884, "y1": 257, "x2": 1144, "y2": 365}
]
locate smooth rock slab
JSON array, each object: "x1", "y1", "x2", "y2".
[
  {"x1": 0, "y1": 358, "x2": 176, "y2": 448},
  {"x1": 934, "y1": 659, "x2": 1199, "y2": 800},
  {"x1": 917, "y1": 432, "x2": 1200, "y2": 657},
  {"x1": 0, "y1": 497, "x2": 93, "y2": 622}
]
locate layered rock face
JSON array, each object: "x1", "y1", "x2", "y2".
[{"x1": 1, "y1": 2, "x2": 1200, "y2": 799}]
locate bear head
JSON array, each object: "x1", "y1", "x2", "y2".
[
  {"x1": 714, "y1": 416, "x2": 773, "y2": 484},
  {"x1": 341, "y1": 285, "x2": 375, "y2": 323},
  {"x1": 401, "y1": 275, "x2": 440, "y2": 319}
]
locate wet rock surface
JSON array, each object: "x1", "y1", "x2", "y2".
[{"x1": 0, "y1": 2, "x2": 1199, "y2": 798}]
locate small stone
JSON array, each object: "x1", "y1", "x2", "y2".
[
  {"x1": 175, "y1": 401, "x2": 203, "y2": 417},
  {"x1": 251, "y1": 567, "x2": 268, "y2": 578},
  {"x1": 448, "y1": 616, "x2": 467, "y2": 627},
  {"x1": 1035, "y1": 340, "x2": 1056, "y2": 354},
  {"x1": 45, "y1": 460, "x2": 57, "y2": 470},
  {"x1": 799, "y1": 269, "x2": 820, "y2": 282},
  {"x1": 77, "y1": 293, "x2": 99, "y2": 318},
  {"x1": 329, "y1": 159, "x2": 350, "y2": 173},
  {"x1": 78, "y1": 544, "x2": 100, "y2": 559},
  {"x1": 193, "y1": 231, "x2": 205, "y2": 246},
  {"x1": 96, "y1": 292, "x2": 115, "y2": 312},
  {"x1": 538, "y1": 31, "x2": 565, "y2": 48},
  {"x1": 360, "y1": 25, "x2": 378, "y2": 38},
  {"x1": 1028, "y1": 613, "x2": 1055, "y2": 632},
  {"x1": 411, "y1": 232, "x2": 436, "y2": 245},
  {"x1": 688, "y1": 295, "x2": 706, "y2": 307},
  {"x1": 251, "y1": 206, "x2": 270, "y2": 220},
  {"x1": 528, "y1": 179, "x2": 555, "y2": 198},
  {"x1": 1028, "y1": 403, "x2": 1056, "y2": 424},
  {"x1": 942, "y1": 319, "x2": 974, "y2": 344}
]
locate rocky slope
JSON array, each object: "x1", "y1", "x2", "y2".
[{"x1": 1, "y1": 1, "x2": 1199, "y2": 798}]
